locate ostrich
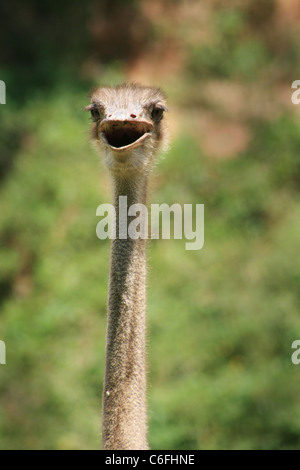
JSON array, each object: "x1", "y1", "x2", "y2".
[{"x1": 86, "y1": 83, "x2": 169, "y2": 450}]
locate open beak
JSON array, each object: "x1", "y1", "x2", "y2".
[{"x1": 99, "y1": 119, "x2": 154, "y2": 152}]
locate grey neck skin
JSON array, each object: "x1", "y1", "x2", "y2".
[{"x1": 102, "y1": 172, "x2": 149, "y2": 450}]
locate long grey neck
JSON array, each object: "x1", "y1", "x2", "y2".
[{"x1": 102, "y1": 172, "x2": 149, "y2": 450}]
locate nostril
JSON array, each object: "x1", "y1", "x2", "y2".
[
  {"x1": 130, "y1": 114, "x2": 137, "y2": 119},
  {"x1": 108, "y1": 114, "x2": 112, "y2": 118}
]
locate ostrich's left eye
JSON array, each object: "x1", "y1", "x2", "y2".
[
  {"x1": 91, "y1": 107, "x2": 101, "y2": 122},
  {"x1": 151, "y1": 106, "x2": 165, "y2": 122}
]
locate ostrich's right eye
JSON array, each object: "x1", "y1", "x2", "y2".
[
  {"x1": 91, "y1": 107, "x2": 101, "y2": 122},
  {"x1": 151, "y1": 106, "x2": 164, "y2": 122}
]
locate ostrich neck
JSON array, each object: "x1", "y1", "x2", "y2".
[{"x1": 102, "y1": 171, "x2": 149, "y2": 450}]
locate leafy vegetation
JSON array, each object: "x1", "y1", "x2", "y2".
[{"x1": 1, "y1": 0, "x2": 300, "y2": 449}]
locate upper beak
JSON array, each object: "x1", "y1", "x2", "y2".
[{"x1": 99, "y1": 117, "x2": 154, "y2": 152}]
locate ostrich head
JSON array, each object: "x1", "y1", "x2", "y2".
[{"x1": 86, "y1": 83, "x2": 168, "y2": 173}]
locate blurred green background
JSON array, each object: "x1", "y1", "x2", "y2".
[{"x1": 1, "y1": 0, "x2": 300, "y2": 450}]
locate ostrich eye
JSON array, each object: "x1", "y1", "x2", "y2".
[
  {"x1": 91, "y1": 107, "x2": 101, "y2": 122},
  {"x1": 151, "y1": 106, "x2": 164, "y2": 122}
]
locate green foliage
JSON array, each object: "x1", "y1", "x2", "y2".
[
  {"x1": 147, "y1": 119, "x2": 300, "y2": 449},
  {"x1": 1, "y1": 0, "x2": 300, "y2": 450},
  {"x1": 188, "y1": 8, "x2": 267, "y2": 80}
]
